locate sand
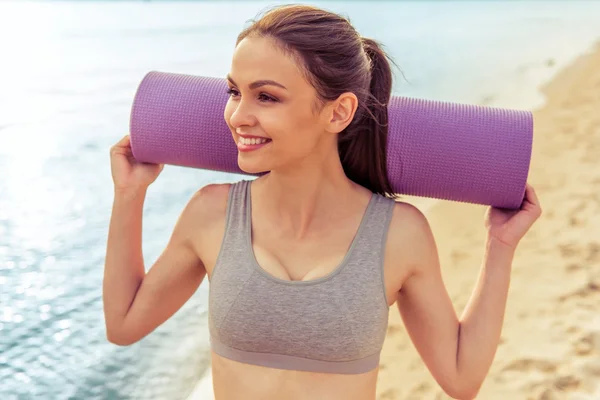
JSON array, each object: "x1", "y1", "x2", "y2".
[
  {"x1": 376, "y1": 42, "x2": 600, "y2": 400},
  {"x1": 189, "y1": 42, "x2": 600, "y2": 400}
]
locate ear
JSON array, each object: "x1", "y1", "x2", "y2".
[{"x1": 324, "y1": 92, "x2": 359, "y2": 134}]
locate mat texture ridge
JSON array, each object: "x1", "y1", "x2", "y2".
[{"x1": 130, "y1": 71, "x2": 533, "y2": 209}]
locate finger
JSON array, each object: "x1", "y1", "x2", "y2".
[
  {"x1": 117, "y1": 135, "x2": 131, "y2": 146},
  {"x1": 110, "y1": 135, "x2": 131, "y2": 154},
  {"x1": 523, "y1": 184, "x2": 542, "y2": 215},
  {"x1": 525, "y1": 184, "x2": 540, "y2": 206}
]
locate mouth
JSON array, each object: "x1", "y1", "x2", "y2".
[{"x1": 236, "y1": 136, "x2": 272, "y2": 152}]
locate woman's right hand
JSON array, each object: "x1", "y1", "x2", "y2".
[{"x1": 110, "y1": 135, "x2": 164, "y2": 193}]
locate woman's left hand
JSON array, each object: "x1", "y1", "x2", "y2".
[{"x1": 484, "y1": 183, "x2": 543, "y2": 249}]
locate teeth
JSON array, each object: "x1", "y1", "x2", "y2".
[{"x1": 239, "y1": 137, "x2": 268, "y2": 146}]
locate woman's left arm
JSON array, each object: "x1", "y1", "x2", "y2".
[{"x1": 390, "y1": 185, "x2": 542, "y2": 400}]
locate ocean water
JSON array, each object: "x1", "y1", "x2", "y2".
[{"x1": 0, "y1": 1, "x2": 599, "y2": 399}]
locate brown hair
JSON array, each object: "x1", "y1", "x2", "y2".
[{"x1": 236, "y1": 4, "x2": 398, "y2": 197}]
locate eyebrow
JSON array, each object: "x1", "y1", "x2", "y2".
[{"x1": 226, "y1": 74, "x2": 287, "y2": 90}]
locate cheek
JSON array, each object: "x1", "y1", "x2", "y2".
[
  {"x1": 263, "y1": 108, "x2": 320, "y2": 147},
  {"x1": 288, "y1": 118, "x2": 322, "y2": 153}
]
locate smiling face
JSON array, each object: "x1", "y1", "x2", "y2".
[{"x1": 223, "y1": 36, "x2": 334, "y2": 174}]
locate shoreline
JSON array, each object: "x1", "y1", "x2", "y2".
[{"x1": 187, "y1": 39, "x2": 600, "y2": 400}]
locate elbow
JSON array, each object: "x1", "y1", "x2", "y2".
[
  {"x1": 447, "y1": 389, "x2": 480, "y2": 400},
  {"x1": 106, "y1": 327, "x2": 138, "y2": 346},
  {"x1": 442, "y1": 381, "x2": 482, "y2": 400},
  {"x1": 107, "y1": 335, "x2": 135, "y2": 347}
]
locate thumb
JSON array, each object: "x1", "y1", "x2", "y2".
[
  {"x1": 115, "y1": 134, "x2": 131, "y2": 148},
  {"x1": 111, "y1": 135, "x2": 132, "y2": 156}
]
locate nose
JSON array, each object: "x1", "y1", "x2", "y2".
[{"x1": 226, "y1": 96, "x2": 257, "y2": 130}]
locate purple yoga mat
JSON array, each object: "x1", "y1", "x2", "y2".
[{"x1": 130, "y1": 71, "x2": 532, "y2": 209}]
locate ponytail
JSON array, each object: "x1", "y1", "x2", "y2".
[{"x1": 338, "y1": 37, "x2": 396, "y2": 198}]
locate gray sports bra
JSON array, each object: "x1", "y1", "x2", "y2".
[{"x1": 208, "y1": 180, "x2": 395, "y2": 374}]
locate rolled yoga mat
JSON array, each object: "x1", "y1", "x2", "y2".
[{"x1": 129, "y1": 71, "x2": 533, "y2": 209}]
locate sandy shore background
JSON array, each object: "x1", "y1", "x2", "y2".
[
  {"x1": 376, "y1": 42, "x2": 600, "y2": 399},
  {"x1": 189, "y1": 40, "x2": 600, "y2": 400}
]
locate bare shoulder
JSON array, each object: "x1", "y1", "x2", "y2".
[
  {"x1": 182, "y1": 183, "x2": 232, "y2": 271},
  {"x1": 384, "y1": 200, "x2": 439, "y2": 293},
  {"x1": 181, "y1": 183, "x2": 232, "y2": 236},
  {"x1": 169, "y1": 183, "x2": 230, "y2": 241},
  {"x1": 186, "y1": 183, "x2": 231, "y2": 219},
  {"x1": 389, "y1": 200, "x2": 431, "y2": 233}
]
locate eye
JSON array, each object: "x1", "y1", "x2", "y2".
[
  {"x1": 258, "y1": 93, "x2": 278, "y2": 103},
  {"x1": 226, "y1": 87, "x2": 240, "y2": 97},
  {"x1": 226, "y1": 87, "x2": 278, "y2": 103}
]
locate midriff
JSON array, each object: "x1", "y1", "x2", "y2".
[{"x1": 210, "y1": 351, "x2": 379, "y2": 400}]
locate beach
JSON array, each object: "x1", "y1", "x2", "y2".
[
  {"x1": 189, "y1": 40, "x2": 600, "y2": 400},
  {"x1": 375, "y1": 42, "x2": 600, "y2": 399},
  {"x1": 2, "y1": 1, "x2": 600, "y2": 398}
]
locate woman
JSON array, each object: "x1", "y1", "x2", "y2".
[{"x1": 104, "y1": 4, "x2": 541, "y2": 400}]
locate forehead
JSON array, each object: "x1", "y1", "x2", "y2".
[{"x1": 230, "y1": 37, "x2": 306, "y2": 87}]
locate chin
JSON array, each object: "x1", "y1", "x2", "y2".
[{"x1": 237, "y1": 154, "x2": 271, "y2": 175}]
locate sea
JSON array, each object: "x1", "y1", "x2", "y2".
[{"x1": 0, "y1": 1, "x2": 599, "y2": 399}]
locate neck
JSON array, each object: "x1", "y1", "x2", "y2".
[{"x1": 256, "y1": 145, "x2": 365, "y2": 238}]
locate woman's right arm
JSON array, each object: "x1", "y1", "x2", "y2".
[
  {"x1": 103, "y1": 134, "x2": 221, "y2": 345},
  {"x1": 103, "y1": 186, "x2": 207, "y2": 345}
]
